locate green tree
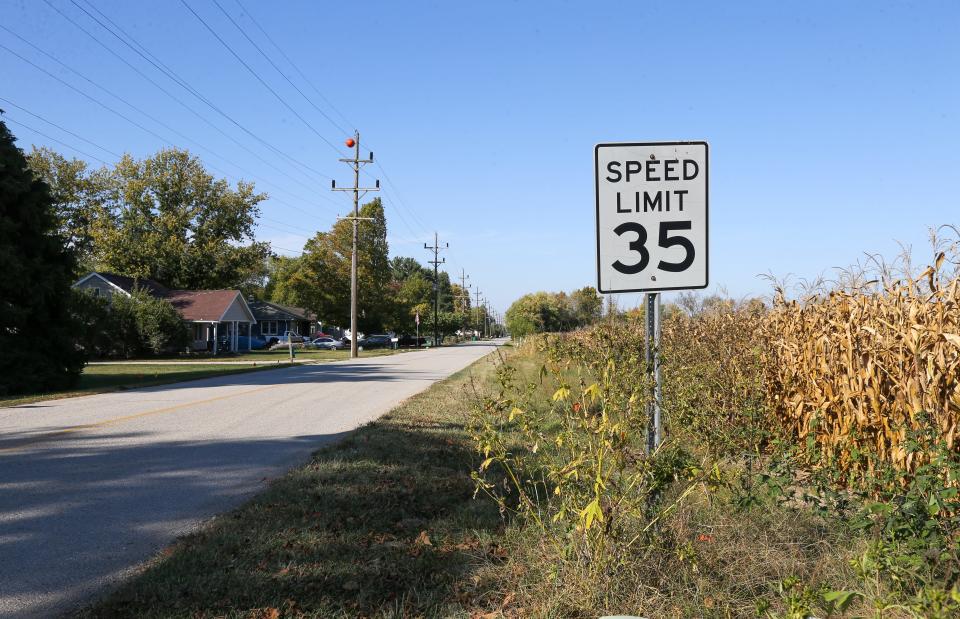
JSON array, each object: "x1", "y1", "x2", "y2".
[
  {"x1": 0, "y1": 121, "x2": 85, "y2": 395},
  {"x1": 26, "y1": 147, "x2": 111, "y2": 272},
  {"x1": 570, "y1": 286, "x2": 603, "y2": 326},
  {"x1": 270, "y1": 198, "x2": 391, "y2": 331}
]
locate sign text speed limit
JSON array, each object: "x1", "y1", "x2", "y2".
[{"x1": 595, "y1": 141, "x2": 708, "y2": 293}]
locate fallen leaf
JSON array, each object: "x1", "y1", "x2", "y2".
[{"x1": 415, "y1": 530, "x2": 432, "y2": 546}]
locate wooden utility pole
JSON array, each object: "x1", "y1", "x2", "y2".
[
  {"x1": 474, "y1": 287, "x2": 483, "y2": 337},
  {"x1": 424, "y1": 232, "x2": 448, "y2": 347},
  {"x1": 457, "y1": 269, "x2": 471, "y2": 313},
  {"x1": 332, "y1": 131, "x2": 378, "y2": 358}
]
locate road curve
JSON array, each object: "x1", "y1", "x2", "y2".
[{"x1": 0, "y1": 341, "x2": 501, "y2": 618}]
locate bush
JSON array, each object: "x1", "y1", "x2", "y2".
[{"x1": 73, "y1": 288, "x2": 189, "y2": 358}]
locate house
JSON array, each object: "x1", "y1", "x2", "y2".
[
  {"x1": 246, "y1": 298, "x2": 315, "y2": 341},
  {"x1": 72, "y1": 272, "x2": 257, "y2": 354}
]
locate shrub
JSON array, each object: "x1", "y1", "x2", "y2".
[{"x1": 73, "y1": 288, "x2": 189, "y2": 358}]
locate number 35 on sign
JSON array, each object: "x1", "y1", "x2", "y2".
[{"x1": 595, "y1": 141, "x2": 708, "y2": 293}]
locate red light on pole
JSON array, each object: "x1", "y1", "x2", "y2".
[{"x1": 345, "y1": 137, "x2": 356, "y2": 148}]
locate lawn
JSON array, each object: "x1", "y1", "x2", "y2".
[
  {"x1": 0, "y1": 363, "x2": 292, "y2": 408},
  {"x1": 81, "y1": 349, "x2": 507, "y2": 618}
]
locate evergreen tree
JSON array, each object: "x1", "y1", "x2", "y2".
[{"x1": 0, "y1": 121, "x2": 84, "y2": 395}]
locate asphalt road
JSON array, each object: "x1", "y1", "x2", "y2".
[{"x1": 0, "y1": 341, "x2": 501, "y2": 618}]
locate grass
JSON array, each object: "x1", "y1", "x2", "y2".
[
  {"x1": 0, "y1": 363, "x2": 292, "y2": 408},
  {"x1": 81, "y1": 349, "x2": 509, "y2": 618},
  {"x1": 78, "y1": 337, "x2": 925, "y2": 618}
]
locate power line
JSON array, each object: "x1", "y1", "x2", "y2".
[
  {"x1": 59, "y1": 0, "x2": 337, "y2": 187},
  {"x1": 0, "y1": 97, "x2": 121, "y2": 159},
  {"x1": 177, "y1": 0, "x2": 347, "y2": 159},
  {"x1": 271, "y1": 245, "x2": 304, "y2": 256},
  {"x1": 233, "y1": 0, "x2": 355, "y2": 134},
  {"x1": 1, "y1": 25, "x2": 343, "y2": 214},
  {"x1": 216, "y1": 0, "x2": 433, "y2": 243},
  {"x1": 0, "y1": 42, "x2": 331, "y2": 217},
  {"x1": 211, "y1": 0, "x2": 348, "y2": 136},
  {"x1": 4, "y1": 116, "x2": 110, "y2": 165}
]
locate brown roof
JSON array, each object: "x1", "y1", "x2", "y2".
[{"x1": 163, "y1": 290, "x2": 242, "y2": 322}]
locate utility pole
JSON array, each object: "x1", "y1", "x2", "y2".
[
  {"x1": 424, "y1": 232, "x2": 448, "y2": 347},
  {"x1": 457, "y1": 269, "x2": 471, "y2": 313},
  {"x1": 474, "y1": 288, "x2": 483, "y2": 338},
  {"x1": 332, "y1": 131, "x2": 379, "y2": 358},
  {"x1": 484, "y1": 301, "x2": 492, "y2": 338}
]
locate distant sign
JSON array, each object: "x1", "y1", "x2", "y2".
[{"x1": 595, "y1": 141, "x2": 709, "y2": 293}]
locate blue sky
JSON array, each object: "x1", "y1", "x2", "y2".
[{"x1": 3, "y1": 1, "x2": 958, "y2": 312}]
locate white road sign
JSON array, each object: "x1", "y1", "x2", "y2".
[{"x1": 595, "y1": 141, "x2": 709, "y2": 293}]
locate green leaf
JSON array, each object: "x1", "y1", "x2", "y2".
[{"x1": 823, "y1": 590, "x2": 859, "y2": 611}]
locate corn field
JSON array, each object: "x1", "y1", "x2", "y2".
[{"x1": 754, "y1": 231, "x2": 960, "y2": 488}]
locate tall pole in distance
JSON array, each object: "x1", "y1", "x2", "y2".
[
  {"x1": 332, "y1": 131, "x2": 378, "y2": 358},
  {"x1": 458, "y1": 269, "x2": 471, "y2": 313},
  {"x1": 424, "y1": 232, "x2": 447, "y2": 347},
  {"x1": 474, "y1": 287, "x2": 483, "y2": 338}
]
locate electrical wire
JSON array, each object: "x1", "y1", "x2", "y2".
[
  {"x1": 1, "y1": 24, "x2": 344, "y2": 212},
  {"x1": 232, "y1": 0, "x2": 355, "y2": 134},
  {"x1": 211, "y1": 0, "x2": 348, "y2": 137},
  {"x1": 0, "y1": 97, "x2": 121, "y2": 159},
  {"x1": 218, "y1": 0, "x2": 434, "y2": 244},
  {"x1": 4, "y1": 117, "x2": 110, "y2": 165},
  {"x1": 176, "y1": 0, "x2": 348, "y2": 159},
  {"x1": 62, "y1": 0, "x2": 338, "y2": 187}
]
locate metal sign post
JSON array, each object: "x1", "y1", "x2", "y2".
[{"x1": 645, "y1": 292, "x2": 662, "y2": 453}]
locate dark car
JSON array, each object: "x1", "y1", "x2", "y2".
[
  {"x1": 398, "y1": 334, "x2": 427, "y2": 347},
  {"x1": 358, "y1": 334, "x2": 393, "y2": 349}
]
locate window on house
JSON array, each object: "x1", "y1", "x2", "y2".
[
  {"x1": 91, "y1": 287, "x2": 100, "y2": 297},
  {"x1": 262, "y1": 321, "x2": 278, "y2": 335}
]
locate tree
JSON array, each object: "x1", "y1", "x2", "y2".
[
  {"x1": 269, "y1": 198, "x2": 391, "y2": 332},
  {"x1": 505, "y1": 286, "x2": 602, "y2": 337},
  {"x1": 570, "y1": 286, "x2": 603, "y2": 326},
  {"x1": 26, "y1": 147, "x2": 111, "y2": 272},
  {"x1": 0, "y1": 121, "x2": 85, "y2": 395},
  {"x1": 28, "y1": 147, "x2": 271, "y2": 290}
]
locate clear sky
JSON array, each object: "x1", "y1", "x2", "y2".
[{"x1": 3, "y1": 1, "x2": 958, "y2": 313}]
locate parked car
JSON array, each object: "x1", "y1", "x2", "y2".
[
  {"x1": 398, "y1": 334, "x2": 427, "y2": 347},
  {"x1": 311, "y1": 336, "x2": 345, "y2": 350},
  {"x1": 276, "y1": 331, "x2": 307, "y2": 344},
  {"x1": 236, "y1": 335, "x2": 268, "y2": 350},
  {"x1": 358, "y1": 334, "x2": 393, "y2": 349}
]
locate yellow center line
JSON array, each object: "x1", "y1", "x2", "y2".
[{"x1": 0, "y1": 384, "x2": 279, "y2": 455}]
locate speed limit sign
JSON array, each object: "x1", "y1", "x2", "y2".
[{"x1": 595, "y1": 141, "x2": 708, "y2": 293}]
